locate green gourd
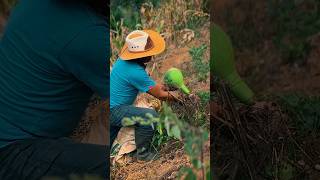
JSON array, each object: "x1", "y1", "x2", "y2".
[
  {"x1": 211, "y1": 24, "x2": 254, "y2": 104},
  {"x1": 164, "y1": 68, "x2": 190, "y2": 95}
]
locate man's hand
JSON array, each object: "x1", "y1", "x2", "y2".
[
  {"x1": 161, "y1": 84, "x2": 179, "y2": 91},
  {"x1": 167, "y1": 91, "x2": 181, "y2": 101},
  {"x1": 147, "y1": 84, "x2": 180, "y2": 101}
]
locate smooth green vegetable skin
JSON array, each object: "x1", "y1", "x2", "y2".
[
  {"x1": 164, "y1": 68, "x2": 190, "y2": 95},
  {"x1": 211, "y1": 24, "x2": 254, "y2": 104}
]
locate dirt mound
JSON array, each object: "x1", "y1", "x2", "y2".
[
  {"x1": 156, "y1": 47, "x2": 191, "y2": 75},
  {"x1": 212, "y1": 82, "x2": 320, "y2": 179},
  {"x1": 169, "y1": 93, "x2": 210, "y2": 128}
]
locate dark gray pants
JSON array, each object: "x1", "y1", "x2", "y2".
[{"x1": 110, "y1": 105, "x2": 158, "y2": 146}]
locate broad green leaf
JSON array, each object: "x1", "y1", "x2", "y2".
[
  {"x1": 171, "y1": 125, "x2": 181, "y2": 139},
  {"x1": 192, "y1": 159, "x2": 202, "y2": 169},
  {"x1": 206, "y1": 169, "x2": 211, "y2": 180},
  {"x1": 202, "y1": 131, "x2": 209, "y2": 141},
  {"x1": 164, "y1": 118, "x2": 171, "y2": 136},
  {"x1": 158, "y1": 123, "x2": 163, "y2": 135},
  {"x1": 122, "y1": 118, "x2": 135, "y2": 126}
]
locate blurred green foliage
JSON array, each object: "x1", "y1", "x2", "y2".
[
  {"x1": 110, "y1": 0, "x2": 162, "y2": 30},
  {"x1": 278, "y1": 94, "x2": 320, "y2": 135},
  {"x1": 189, "y1": 44, "x2": 210, "y2": 81},
  {"x1": 197, "y1": 91, "x2": 210, "y2": 105},
  {"x1": 110, "y1": 2, "x2": 141, "y2": 30}
]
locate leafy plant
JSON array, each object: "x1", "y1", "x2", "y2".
[
  {"x1": 197, "y1": 91, "x2": 210, "y2": 105},
  {"x1": 111, "y1": 1, "x2": 142, "y2": 30},
  {"x1": 185, "y1": 10, "x2": 209, "y2": 31},
  {"x1": 189, "y1": 44, "x2": 209, "y2": 81},
  {"x1": 110, "y1": 0, "x2": 210, "y2": 62}
]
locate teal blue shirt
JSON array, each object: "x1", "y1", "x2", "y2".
[
  {"x1": 110, "y1": 59, "x2": 156, "y2": 109},
  {"x1": 0, "y1": 0, "x2": 109, "y2": 148}
]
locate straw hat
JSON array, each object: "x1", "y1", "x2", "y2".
[{"x1": 119, "y1": 30, "x2": 165, "y2": 60}]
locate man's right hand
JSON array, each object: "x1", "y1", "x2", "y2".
[
  {"x1": 167, "y1": 91, "x2": 181, "y2": 101},
  {"x1": 161, "y1": 84, "x2": 178, "y2": 91},
  {"x1": 148, "y1": 84, "x2": 180, "y2": 101}
]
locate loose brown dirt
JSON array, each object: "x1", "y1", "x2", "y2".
[
  {"x1": 112, "y1": 139, "x2": 210, "y2": 180},
  {"x1": 236, "y1": 37, "x2": 320, "y2": 96}
]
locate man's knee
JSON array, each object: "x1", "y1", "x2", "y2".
[{"x1": 143, "y1": 108, "x2": 158, "y2": 118}]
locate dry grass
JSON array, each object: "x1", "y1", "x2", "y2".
[{"x1": 110, "y1": 0, "x2": 209, "y2": 65}]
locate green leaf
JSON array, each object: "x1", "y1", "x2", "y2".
[
  {"x1": 192, "y1": 159, "x2": 202, "y2": 169},
  {"x1": 164, "y1": 117, "x2": 171, "y2": 136},
  {"x1": 202, "y1": 131, "x2": 209, "y2": 141},
  {"x1": 206, "y1": 169, "x2": 211, "y2": 180},
  {"x1": 121, "y1": 118, "x2": 135, "y2": 126},
  {"x1": 184, "y1": 168, "x2": 197, "y2": 180},
  {"x1": 157, "y1": 123, "x2": 163, "y2": 135},
  {"x1": 171, "y1": 125, "x2": 181, "y2": 140},
  {"x1": 157, "y1": 135, "x2": 163, "y2": 146}
]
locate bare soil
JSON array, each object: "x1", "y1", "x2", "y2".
[
  {"x1": 112, "y1": 139, "x2": 210, "y2": 180},
  {"x1": 236, "y1": 36, "x2": 320, "y2": 96}
]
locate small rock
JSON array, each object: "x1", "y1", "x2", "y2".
[
  {"x1": 298, "y1": 160, "x2": 305, "y2": 166},
  {"x1": 315, "y1": 164, "x2": 320, "y2": 171}
]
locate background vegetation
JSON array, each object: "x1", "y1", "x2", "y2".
[
  {"x1": 110, "y1": 0, "x2": 210, "y2": 64},
  {"x1": 214, "y1": 0, "x2": 320, "y2": 65}
]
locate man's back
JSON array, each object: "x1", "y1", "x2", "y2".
[
  {"x1": 110, "y1": 59, "x2": 155, "y2": 109},
  {"x1": 0, "y1": 0, "x2": 109, "y2": 148}
]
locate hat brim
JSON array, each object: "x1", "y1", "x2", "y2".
[{"x1": 119, "y1": 30, "x2": 166, "y2": 60}]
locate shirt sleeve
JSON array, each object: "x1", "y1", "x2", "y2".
[
  {"x1": 129, "y1": 66, "x2": 156, "y2": 93},
  {"x1": 59, "y1": 25, "x2": 109, "y2": 100}
]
